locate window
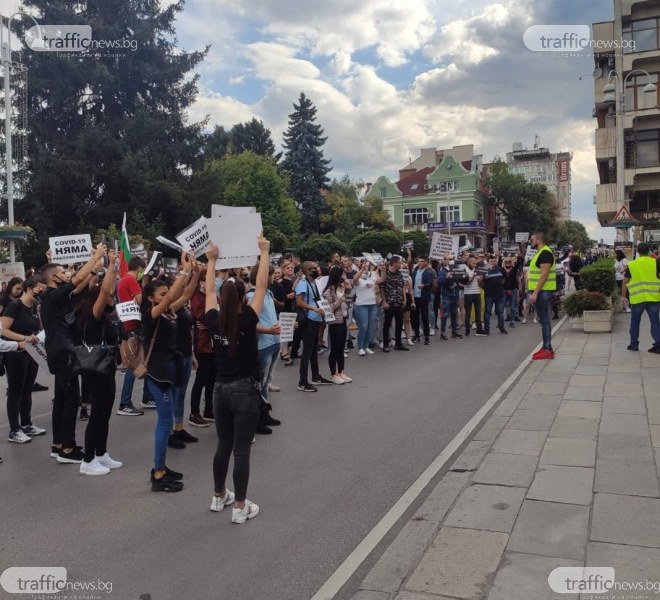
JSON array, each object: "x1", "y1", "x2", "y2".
[
  {"x1": 439, "y1": 181, "x2": 459, "y2": 192},
  {"x1": 410, "y1": 183, "x2": 419, "y2": 190},
  {"x1": 636, "y1": 130, "x2": 660, "y2": 167},
  {"x1": 438, "y1": 205, "x2": 460, "y2": 223},
  {"x1": 623, "y1": 18, "x2": 660, "y2": 54},
  {"x1": 380, "y1": 187, "x2": 387, "y2": 198},
  {"x1": 404, "y1": 207, "x2": 429, "y2": 225},
  {"x1": 624, "y1": 73, "x2": 659, "y2": 110}
]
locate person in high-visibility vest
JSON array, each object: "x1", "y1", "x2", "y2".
[
  {"x1": 527, "y1": 231, "x2": 556, "y2": 360},
  {"x1": 623, "y1": 242, "x2": 660, "y2": 353}
]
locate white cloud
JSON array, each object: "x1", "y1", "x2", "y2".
[{"x1": 188, "y1": 90, "x2": 254, "y2": 128}]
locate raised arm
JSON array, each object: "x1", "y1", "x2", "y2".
[
  {"x1": 72, "y1": 245, "x2": 107, "y2": 287},
  {"x1": 151, "y1": 252, "x2": 192, "y2": 319},
  {"x1": 205, "y1": 246, "x2": 220, "y2": 314},
  {"x1": 92, "y1": 250, "x2": 118, "y2": 320},
  {"x1": 248, "y1": 233, "x2": 271, "y2": 317},
  {"x1": 171, "y1": 263, "x2": 200, "y2": 312}
]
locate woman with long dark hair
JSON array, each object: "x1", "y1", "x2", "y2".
[
  {"x1": 1, "y1": 277, "x2": 47, "y2": 444},
  {"x1": 322, "y1": 266, "x2": 352, "y2": 384},
  {"x1": 205, "y1": 234, "x2": 269, "y2": 523},
  {"x1": 74, "y1": 250, "x2": 123, "y2": 475},
  {"x1": 0, "y1": 277, "x2": 23, "y2": 316},
  {"x1": 141, "y1": 252, "x2": 192, "y2": 492}
]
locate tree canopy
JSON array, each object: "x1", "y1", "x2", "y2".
[{"x1": 555, "y1": 220, "x2": 592, "y2": 253}]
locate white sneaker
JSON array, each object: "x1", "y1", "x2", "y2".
[
  {"x1": 358, "y1": 349, "x2": 366, "y2": 356},
  {"x1": 80, "y1": 458, "x2": 110, "y2": 476},
  {"x1": 331, "y1": 375, "x2": 345, "y2": 384},
  {"x1": 267, "y1": 383, "x2": 280, "y2": 392},
  {"x1": 365, "y1": 348, "x2": 374, "y2": 355},
  {"x1": 232, "y1": 499, "x2": 259, "y2": 523},
  {"x1": 407, "y1": 338, "x2": 415, "y2": 346},
  {"x1": 624, "y1": 307, "x2": 631, "y2": 313},
  {"x1": 533, "y1": 317, "x2": 538, "y2": 324},
  {"x1": 522, "y1": 317, "x2": 527, "y2": 324},
  {"x1": 22, "y1": 424, "x2": 47, "y2": 437},
  {"x1": 472, "y1": 323, "x2": 477, "y2": 330},
  {"x1": 339, "y1": 373, "x2": 352, "y2": 383},
  {"x1": 343, "y1": 352, "x2": 349, "y2": 358},
  {"x1": 96, "y1": 452, "x2": 123, "y2": 469},
  {"x1": 8, "y1": 430, "x2": 32, "y2": 444},
  {"x1": 210, "y1": 489, "x2": 235, "y2": 512},
  {"x1": 429, "y1": 329, "x2": 435, "y2": 336}
]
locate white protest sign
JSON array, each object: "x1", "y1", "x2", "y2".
[
  {"x1": 0, "y1": 262, "x2": 25, "y2": 282},
  {"x1": 155, "y1": 236, "x2": 185, "y2": 253},
  {"x1": 362, "y1": 252, "x2": 384, "y2": 266},
  {"x1": 211, "y1": 205, "x2": 256, "y2": 218},
  {"x1": 515, "y1": 232, "x2": 529, "y2": 242},
  {"x1": 145, "y1": 251, "x2": 162, "y2": 277},
  {"x1": 430, "y1": 233, "x2": 460, "y2": 259},
  {"x1": 207, "y1": 213, "x2": 263, "y2": 270},
  {"x1": 525, "y1": 246, "x2": 536, "y2": 263},
  {"x1": 25, "y1": 331, "x2": 49, "y2": 372},
  {"x1": 49, "y1": 234, "x2": 93, "y2": 263},
  {"x1": 116, "y1": 301, "x2": 142, "y2": 323},
  {"x1": 176, "y1": 216, "x2": 211, "y2": 258},
  {"x1": 278, "y1": 312, "x2": 297, "y2": 343},
  {"x1": 317, "y1": 299, "x2": 336, "y2": 323}
]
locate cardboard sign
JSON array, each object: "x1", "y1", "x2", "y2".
[
  {"x1": 401, "y1": 240, "x2": 414, "y2": 250},
  {"x1": 25, "y1": 331, "x2": 49, "y2": 372},
  {"x1": 156, "y1": 236, "x2": 185, "y2": 253},
  {"x1": 116, "y1": 301, "x2": 141, "y2": 323},
  {"x1": 145, "y1": 251, "x2": 163, "y2": 277},
  {"x1": 317, "y1": 299, "x2": 336, "y2": 323},
  {"x1": 362, "y1": 252, "x2": 384, "y2": 266},
  {"x1": 176, "y1": 216, "x2": 211, "y2": 258},
  {"x1": 49, "y1": 234, "x2": 93, "y2": 263},
  {"x1": 278, "y1": 312, "x2": 297, "y2": 343},
  {"x1": 430, "y1": 233, "x2": 460, "y2": 259},
  {"x1": 163, "y1": 258, "x2": 179, "y2": 276},
  {"x1": 524, "y1": 246, "x2": 536, "y2": 263},
  {"x1": 207, "y1": 213, "x2": 263, "y2": 270},
  {"x1": 515, "y1": 232, "x2": 529, "y2": 242},
  {"x1": 211, "y1": 204, "x2": 256, "y2": 218},
  {"x1": 0, "y1": 262, "x2": 25, "y2": 282}
]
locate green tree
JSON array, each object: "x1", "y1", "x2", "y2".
[
  {"x1": 203, "y1": 125, "x2": 231, "y2": 162},
  {"x1": 298, "y1": 234, "x2": 347, "y2": 262},
  {"x1": 555, "y1": 220, "x2": 592, "y2": 253},
  {"x1": 15, "y1": 0, "x2": 208, "y2": 266},
  {"x1": 202, "y1": 152, "x2": 299, "y2": 240},
  {"x1": 349, "y1": 230, "x2": 402, "y2": 256},
  {"x1": 402, "y1": 230, "x2": 431, "y2": 256},
  {"x1": 487, "y1": 159, "x2": 559, "y2": 239},
  {"x1": 230, "y1": 118, "x2": 280, "y2": 161},
  {"x1": 281, "y1": 93, "x2": 332, "y2": 233}
]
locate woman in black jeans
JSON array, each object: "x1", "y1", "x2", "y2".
[
  {"x1": 205, "y1": 234, "x2": 270, "y2": 523},
  {"x1": 1, "y1": 277, "x2": 47, "y2": 444},
  {"x1": 322, "y1": 266, "x2": 352, "y2": 384},
  {"x1": 74, "y1": 249, "x2": 124, "y2": 475}
]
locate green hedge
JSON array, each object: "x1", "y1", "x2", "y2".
[
  {"x1": 580, "y1": 258, "x2": 616, "y2": 297},
  {"x1": 562, "y1": 290, "x2": 610, "y2": 318},
  {"x1": 349, "y1": 230, "x2": 402, "y2": 256},
  {"x1": 298, "y1": 234, "x2": 348, "y2": 262}
]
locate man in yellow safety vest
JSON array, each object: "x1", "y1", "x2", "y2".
[
  {"x1": 623, "y1": 242, "x2": 660, "y2": 353},
  {"x1": 527, "y1": 231, "x2": 556, "y2": 360}
]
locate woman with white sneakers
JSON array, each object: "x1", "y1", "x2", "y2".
[{"x1": 352, "y1": 260, "x2": 379, "y2": 356}]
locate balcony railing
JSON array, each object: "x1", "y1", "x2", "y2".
[{"x1": 401, "y1": 223, "x2": 428, "y2": 232}]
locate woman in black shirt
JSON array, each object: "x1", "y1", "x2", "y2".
[
  {"x1": 0, "y1": 277, "x2": 23, "y2": 316},
  {"x1": 74, "y1": 250, "x2": 124, "y2": 475},
  {"x1": 141, "y1": 252, "x2": 193, "y2": 492},
  {"x1": 205, "y1": 234, "x2": 270, "y2": 523},
  {"x1": 1, "y1": 277, "x2": 46, "y2": 443}
]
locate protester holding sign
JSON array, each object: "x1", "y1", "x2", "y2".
[
  {"x1": 73, "y1": 250, "x2": 124, "y2": 476},
  {"x1": 40, "y1": 244, "x2": 108, "y2": 464},
  {"x1": 1, "y1": 277, "x2": 47, "y2": 444},
  {"x1": 322, "y1": 267, "x2": 352, "y2": 384},
  {"x1": 352, "y1": 260, "x2": 379, "y2": 357},
  {"x1": 204, "y1": 235, "x2": 269, "y2": 524},
  {"x1": 141, "y1": 251, "x2": 193, "y2": 493}
]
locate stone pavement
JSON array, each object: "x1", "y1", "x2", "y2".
[{"x1": 349, "y1": 315, "x2": 660, "y2": 600}]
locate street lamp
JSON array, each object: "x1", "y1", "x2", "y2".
[
  {"x1": 602, "y1": 68, "x2": 657, "y2": 243},
  {"x1": 1, "y1": 11, "x2": 41, "y2": 262}
]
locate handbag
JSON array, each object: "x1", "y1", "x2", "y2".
[
  {"x1": 72, "y1": 319, "x2": 118, "y2": 378},
  {"x1": 133, "y1": 320, "x2": 160, "y2": 379}
]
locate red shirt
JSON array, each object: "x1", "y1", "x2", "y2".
[
  {"x1": 190, "y1": 291, "x2": 212, "y2": 353},
  {"x1": 117, "y1": 274, "x2": 142, "y2": 332}
]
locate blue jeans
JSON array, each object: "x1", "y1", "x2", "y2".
[
  {"x1": 504, "y1": 290, "x2": 518, "y2": 323},
  {"x1": 258, "y1": 343, "x2": 280, "y2": 401},
  {"x1": 536, "y1": 290, "x2": 554, "y2": 351},
  {"x1": 146, "y1": 376, "x2": 174, "y2": 471},
  {"x1": 629, "y1": 302, "x2": 660, "y2": 350},
  {"x1": 120, "y1": 367, "x2": 154, "y2": 407},
  {"x1": 354, "y1": 304, "x2": 377, "y2": 350},
  {"x1": 173, "y1": 355, "x2": 193, "y2": 425},
  {"x1": 441, "y1": 296, "x2": 459, "y2": 334},
  {"x1": 484, "y1": 296, "x2": 506, "y2": 332}
]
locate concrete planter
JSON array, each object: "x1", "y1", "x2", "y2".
[{"x1": 583, "y1": 308, "x2": 613, "y2": 333}]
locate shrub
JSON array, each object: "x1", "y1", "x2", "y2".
[
  {"x1": 298, "y1": 234, "x2": 347, "y2": 262},
  {"x1": 562, "y1": 290, "x2": 610, "y2": 318},
  {"x1": 349, "y1": 230, "x2": 402, "y2": 256},
  {"x1": 580, "y1": 258, "x2": 616, "y2": 296}
]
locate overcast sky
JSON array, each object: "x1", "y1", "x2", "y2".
[{"x1": 2, "y1": 0, "x2": 614, "y2": 241}]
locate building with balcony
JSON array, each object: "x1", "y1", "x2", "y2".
[
  {"x1": 594, "y1": 0, "x2": 660, "y2": 234},
  {"x1": 365, "y1": 145, "x2": 495, "y2": 249},
  {"x1": 505, "y1": 140, "x2": 572, "y2": 220}
]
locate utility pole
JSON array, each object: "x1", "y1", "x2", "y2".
[{"x1": 1, "y1": 30, "x2": 15, "y2": 261}]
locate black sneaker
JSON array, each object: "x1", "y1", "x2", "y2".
[
  {"x1": 168, "y1": 435, "x2": 186, "y2": 449},
  {"x1": 202, "y1": 412, "x2": 215, "y2": 422},
  {"x1": 514, "y1": 316, "x2": 521, "y2": 322},
  {"x1": 79, "y1": 407, "x2": 90, "y2": 421},
  {"x1": 424, "y1": 338, "x2": 430, "y2": 345},
  {"x1": 451, "y1": 332, "x2": 463, "y2": 339},
  {"x1": 509, "y1": 322, "x2": 515, "y2": 328},
  {"x1": 440, "y1": 334, "x2": 448, "y2": 340},
  {"x1": 164, "y1": 466, "x2": 183, "y2": 480},
  {"x1": 627, "y1": 345, "x2": 639, "y2": 351},
  {"x1": 311, "y1": 376, "x2": 333, "y2": 386},
  {"x1": 256, "y1": 424, "x2": 273, "y2": 435},
  {"x1": 393, "y1": 345, "x2": 410, "y2": 351},
  {"x1": 117, "y1": 405, "x2": 144, "y2": 416},
  {"x1": 175, "y1": 429, "x2": 198, "y2": 443},
  {"x1": 382, "y1": 346, "x2": 390, "y2": 353},
  {"x1": 56, "y1": 448, "x2": 84, "y2": 464},
  {"x1": 464, "y1": 329, "x2": 470, "y2": 337},
  {"x1": 265, "y1": 413, "x2": 281, "y2": 426},
  {"x1": 475, "y1": 330, "x2": 487, "y2": 337},
  {"x1": 151, "y1": 470, "x2": 184, "y2": 493},
  {"x1": 33, "y1": 382, "x2": 49, "y2": 392},
  {"x1": 649, "y1": 347, "x2": 660, "y2": 354},
  {"x1": 297, "y1": 383, "x2": 318, "y2": 392},
  {"x1": 411, "y1": 336, "x2": 420, "y2": 343},
  {"x1": 499, "y1": 328, "x2": 508, "y2": 335},
  {"x1": 140, "y1": 398, "x2": 157, "y2": 409},
  {"x1": 346, "y1": 340, "x2": 354, "y2": 349}
]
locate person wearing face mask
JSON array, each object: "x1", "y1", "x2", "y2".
[
  {"x1": 279, "y1": 261, "x2": 298, "y2": 366},
  {"x1": 1, "y1": 277, "x2": 48, "y2": 443},
  {"x1": 40, "y1": 245, "x2": 108, "y2": 463}
]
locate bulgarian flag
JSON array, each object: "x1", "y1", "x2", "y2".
[{"x1": 119, "y1": 212, "x2": 131, "y2": 276}]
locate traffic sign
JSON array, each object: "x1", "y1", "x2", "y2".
[{"x1": 612, "y1": 204, "x2": 634, "y2": 223}]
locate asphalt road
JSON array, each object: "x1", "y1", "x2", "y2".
[{"x1": 0, "y1": 322, "x2": 544, "y2": 600}]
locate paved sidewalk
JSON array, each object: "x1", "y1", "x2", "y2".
[{"x1": 350, "y1": 315, "x2": 660, "y2": 600}]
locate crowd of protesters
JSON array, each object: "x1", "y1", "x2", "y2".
[{"x1": 1, "y1": 231, "x2": 647, "y2": 524}]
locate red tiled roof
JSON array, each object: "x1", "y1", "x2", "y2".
[
  {"x1": 396, "y1": 166, "x2": 433, "y2": 196},
  {"x1": 461, "y1": 160, "x2": 472, "y2": 171}
]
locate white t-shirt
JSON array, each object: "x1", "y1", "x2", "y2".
[
  {"x1": 353, "y1": 272, "x2": 378, "y2": 305},
  {"x1": 463, "y1": 267, "x2": 481, "y2": 295},
  {"x1": 615, "y1": 258, "x2": 628, "y2": 281}
]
